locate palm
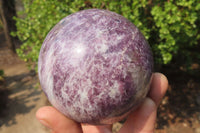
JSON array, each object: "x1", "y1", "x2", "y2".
[
  {"x1": 81, "y1": 124, "x2": 112, "y2": 133},
  {"x1": 36, "y1": 73, "x2": 168, "y2": 133}
]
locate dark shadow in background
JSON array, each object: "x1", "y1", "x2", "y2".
[
  {"x1": 156, "y1": 63, "x2": 200, "y2": 129},
  {"x1": 0, "y1": 71, "x2": 41, "y2": 127}
]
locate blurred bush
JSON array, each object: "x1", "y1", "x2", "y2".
[{"x1": 11, "y1": 0, "x2": 200, "y2": 71}]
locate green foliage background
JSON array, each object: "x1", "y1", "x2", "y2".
[{"x1": 12, "y1": 0, "x2": 200, "y2": 71}]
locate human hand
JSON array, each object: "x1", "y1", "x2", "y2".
[{"x1": 36, "y1": 72, "x2": 168, "y2": 133}]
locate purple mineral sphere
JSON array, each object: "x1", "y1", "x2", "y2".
[{"x1": 38, "y1": 9, "x2": 153, "y2": 124}]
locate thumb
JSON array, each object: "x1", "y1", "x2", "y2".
[
  {"x1": 36, "y1": 106, "x2": 83, "y2": 133},
  {"x1": 118, "y1": 98, "x2": 157, "y2": 133}
]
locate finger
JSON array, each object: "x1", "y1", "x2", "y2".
[
  {"x1": 118, "y1": 98, "x2": 157, "y2": 133},
  {"x1": 81, "y1": 124, "x2": 112, "y2": 133},
  {"x1": 36, "y1": 106, "x2": 83, "y2": 133},
  {"x1": 118, "y1": 73, "x2": 168, "y2": 133},
  {"x1": 148, "y1": 73, "x2": 168, "y2": 106}
]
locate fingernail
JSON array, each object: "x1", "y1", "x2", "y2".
[{"x1": 39, "y1": 119, "x2": 52, "y2": 129}]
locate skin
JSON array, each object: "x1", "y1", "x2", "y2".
[{"x1": 36, "y1": 72, "x2": 168, "y2": 133}]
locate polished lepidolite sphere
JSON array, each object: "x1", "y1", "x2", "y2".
[{"x1": 38, "y1": 9, "x2": 153, "y2": 124}]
